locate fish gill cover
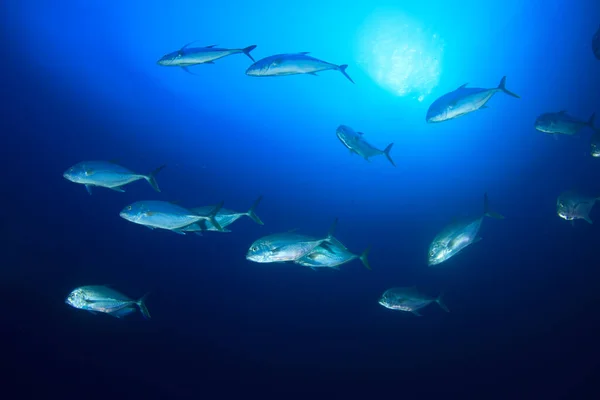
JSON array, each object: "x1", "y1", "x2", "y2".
[{"x1": 2, "y1": 0, "x2": 600, "y2": 397}]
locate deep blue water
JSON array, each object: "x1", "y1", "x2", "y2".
[{"x1": 2, "y1": 0, "x2": 600, "y2": 398}]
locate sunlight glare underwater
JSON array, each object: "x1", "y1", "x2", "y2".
[{"x1": 357, "y1": 10, "x2": 445, "y2": 102}]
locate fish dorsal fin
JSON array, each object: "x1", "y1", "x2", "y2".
[
  {"x1": 108, "y1": 159, "x2": 120, "y2": 164},
  {"x1": 298, "y1": 52, "x2": 310, "y2": 55},
  {"x1": 357, "y1": 131, "x2": 364, "y2": 135},
  {"x1": 458, "y1": 83, "x2": 468, "y2": 89},
  {"x1": 558, "y1": 110, "x2": 567, "y2": 114},
  {"x1": 169, "y1": 200, "x2": 179, "y2": 205},
  {"x1": 180, "y1": 40, "x2": 202, "y2": 50},
  {"x1": 327, "y1": 217, "x2": 338, "y2": 238},
  {"x1": 287, "y1": 228, "x2": 299, "y2": 233},
  {"x1": 205, "y1": 44, "x2": 218, "y2": 48}
]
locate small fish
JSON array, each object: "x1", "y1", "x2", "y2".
[
  {"x1": 246, "y1": 219, "x2": 337, "y2": 263},
  {"x1": 66, "y1": 285, "x2": 151, "y2": 319},
  {"x1": 245, "y1": 52, "x2": 354, "y2": 83},
  {"x1": 119, "y1": 200, "x2": 224, "y2": 232},
  {"x1": 428, "y1": 193, "x2": 504, "y2": 267},
  {"x1": 181, "y1": 195, "x2": 264, "y2": 235},
  {"x1": 336, "y1": 125, "x2": 395, "y2": 166},
  {"x1": 426, "y1": 76, "x2": 520, "y2": 123},
  {"x1": 535, "y1": 111, "x2": 596, "y2": 138},
  {"x1": 63, "y1": 161, "x2": 165, "y2": 195},
  {"x1": 157, "y1": 42, "x2": 257, "y2": 74},
  {"x1": 593, "y1": 25, "x2": 600, "y2": 60},
  {"x1": 295, "y1": 236, "x2": 371, "y2": 270},
  {"x1": 556, "y1": 190, "x2": 599, "y2": 224},
  {"x1": 378, "y1": 287, "x2": 449, "y2": 316},
  {"x1": 591, "y1": 131, "x2": 600, "y2": 157}
]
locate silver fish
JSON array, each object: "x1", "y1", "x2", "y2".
[
  {"x1": 591, "y1": 131, "x2": 600, "y2": 157},
  {"x1": 119, "y1": 200, "x2": 224, "y2": 233},
  {"x1": 593, "y1": 25, "x2": 600, "y2": 60},
  {"x1": 336, "y1": 125, "x2": 395, "y2": 166},
  {"x1": 556, "y1": 190, "x2": 599, "y2": 224},
  {"x1": 428, "y1": 193, "x2": 504, "y2": 267},
  {"x1": 535, "y1": 111, "x2": 596, "y2": 138},
  {"x1": 378, "y1": 287, "x2": 449, "y2": 316},
  {"x1": 65, "y1": 285, "x2": 150, "y2": 319},
  {"x1": 245, "y1": 52, "x2": 354, "y2": 83},
  {"x1": 181, "y1": 196, "x2": 264, "y2": 235},
  {"x1": 157, "y1": 42, "x2": 257, "y2": 74},
  {"x1": 63, "y1": 161, "x2": 165, "y2": 195},
  {"x1": 295, "y1": 236, "x2": 371, "y2": 270},
  {"x1": 246, "y1": 219, "x2": 337, "y2": 263},
  {"x1": 426, "y1": 76, "x2": 520, "y2": 123}
]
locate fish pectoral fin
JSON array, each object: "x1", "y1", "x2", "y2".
[
  {"x1": 204, "y1": 61, "x2": 215, "y2": 64},
  {"x1": 308, "y1": 72, "x2": 318, "y2": 76},
  {"x1": 357, "y1": 131, "x2": 365, "y2": 135},
  {"x1": 108, "y1": 186, "x2": 125, "y2": 192},
  {"x1": 411, "y1": 310, "x2": 423, "y2": 316},
  {"x1": 182, "y1": 67, "x2": 201, "y2": 76},
  {"x1": 480, "y1": 105, "x2": 489, "y2": 109},
  {"x1": 87, "y1": 311, "x2": 99, "y2": 315},
  {"x1": 298, "y1": 52, "x2": 310, "y2": 55},
  {"x1": 458, "y1": 83, "x2": 468, "y2": 89},
  {"x1": 172, "y1": 230, "x2": 186, "y2": 235},
  {"x1": 85, "y1": 185, "x2": 93, "y2": 195},
  {"x1": 472, "y1": 236, "x2": 483, "y2": 244},
  {"x1": 145, "y1": 226, "x2": 155, "y2": 230}
]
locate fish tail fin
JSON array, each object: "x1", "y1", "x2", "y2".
[
  {"x1": 207, "y1": 201, "x2": 225, "y2": 231},
  {"x1": 327, "y1": 217, "x2": 338, "y2": 239},
  {"x1": 587, "y1": 112, "x2": 596, "y2": 129},
  {"x1": 136, "y1": 293, "x2": 151, "y2": 319},
  {"x1": 145, "y1": 165, "x2": 166, "y2": 192},
  {"x1": 246, "y1": 195, "x2": 264, "y2": 225},
  {"x1": 497, "y1": 76, "x2": 520, "y2": 98},
  {"x1": 337, "y1": 64, "x2": 354, "y2": 84},
  {"x1": 436, "y1": 292, "x2": 450, "y2": 312},
  {"x1": 383, "y1": 143, "x2": 396, "y2": 167},
  {"x1": 242, "y1": 45, "x2": 257, "y2": 62},
  {"x1": 483, "y1": 192, "x2": 505, "y2": 219},
  {"x1": 359, "y1": 246, "x2": 372, "y2": 270}
]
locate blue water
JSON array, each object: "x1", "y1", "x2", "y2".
[{"x1": 2, "y1": 0, "x2": 600, "y2": 398}]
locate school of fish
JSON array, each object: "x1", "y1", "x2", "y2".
[{"x1": 63, "y1": 26, "x2": 600, "y2": 319}]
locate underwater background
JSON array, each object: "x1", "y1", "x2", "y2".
[{"x1": 2, "y1": 0, "x2": 600, "y2": 398}]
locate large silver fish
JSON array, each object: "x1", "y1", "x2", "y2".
[
  {"x1": 426, "y1": 76, "x2": 520, "y2": 123},
  {"x1": 428, "y1": 193, "x2": 504, "y2": 267},
  {"x1": 157, "y1": 42, "x2": 257, "y2": 74},
  {"x1": 556, "y1": 190, "x2": 599, "y2": 224},
  {"x1": 295, "y1": 236, "x2": 371, "y2": 270},
  {"x1": 119, "y1": 200, "x2": 224, "y2": 233},
  {"x1": 181, "y1": 196, "x2": 264, "y2": 235},
  {"x1": 535, "y1": 111, "x2": 596, "y2": 138},
  {"x1": 245, "y1": 52, "x2": 354, "y2": 83},
  {"x1": 246, "y1": 219, "x2": 337, "y2": 263},
  {"x1": 336, "y1": 125, "x2": 395, "y2": 166},
  {"x1": 378, "y1": 287, "x2": 449, "y2": 316},
  {"x1": 593, "y1": 25, "x2": 600, "y2": 60},
  {"x1": 63, "y1": 161, "x2": 165, "y2": 195},
  {"x1": 66, "y1": 285, "x2": 151, "y2": 319}
]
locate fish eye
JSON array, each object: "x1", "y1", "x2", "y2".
[{"x1": 127, "y1": 206, "x2": 132, "y2": 211}]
